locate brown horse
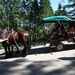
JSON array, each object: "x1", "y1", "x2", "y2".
[{"x1": 0, "y1": 29, "x2": 31, "y2": 58}]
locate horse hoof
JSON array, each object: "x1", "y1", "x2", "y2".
[
  {"x1": 4, "y1": 54, "x2": 11, "y2": 59},
  {"x1": 4, "y1": 56, "x2": 7, "y2": 59},
  {"x1": 16, "y1": 51, "x2": 19, "y2": 54},
  {"x1": 4, "y1": 56, "x2": 8, "y2": 59},
  {"x1": 23, "y1": 54, "x2": 27, "y2": 57},
  {"x1": 9, "y1": 53, "x2": 12, "y2": 56}
]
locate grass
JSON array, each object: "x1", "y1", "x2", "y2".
[
  {"x1": 32, "y1": 37, "x2": 49, "y2": 46},
  {"x1": 0, "y1": 43, "x2": 3, "y2": 49}
]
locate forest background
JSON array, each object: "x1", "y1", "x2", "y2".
[{"x1": 0, "y1": 0, "x2": 75, "y2": 46}]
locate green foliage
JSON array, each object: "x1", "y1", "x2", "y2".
[
  {"x1": 64, "y1": 0, "x2": 75, "y2": 15},
  {"x1": 55, "y1": 10, "x2": 67, "y2": 16},
  {"x1": 0, "y1": 0, "x2": 55, "y2": 46},
  {"x1": 55, "y1": 1, "x2": 67, "y2": 16},
  {"x1": 40, "y1": 0, "x2": 54, "y2": 19},
  {"x1": 0, "y1": 43, "x2": 3, "y2": 49},
  {"x1": 68, "y1": 0, "x2": 75, "y2": 2},
  {"x1": 58, "y1": 3, "x2": 62, "y2": 10}
]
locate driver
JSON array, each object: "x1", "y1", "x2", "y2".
[{"x1": 50, "y1": 21, "x2": 65, "y2": 40}]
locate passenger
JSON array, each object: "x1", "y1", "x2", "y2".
[
  {"x1": 50, "y1": 22, "x2": 65, "y2": 40},
  {"x1": 68, "y1": 27, "x2": 75, "y2": 34},
  {"x1": 50, "y1": 22, "x2": 60, "y2": 39},
  {"x1": 68, "y1": 27, "x2": 75, "y2": 39}
]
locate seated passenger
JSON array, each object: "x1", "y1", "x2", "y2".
[
  {"x1": 68, "y1": 27, "x2": 75, "y2": 34},
  {"x1": 68, "y1": 27, "x2": 75, "y2": 38},
  {"x1": 50, "y1": 22, "x2": 65, "y2": 40}
]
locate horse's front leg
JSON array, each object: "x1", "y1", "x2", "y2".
[
  {"x1": 22, "y1": 44, "x2": 28, "y2": 57},
  {"x1": 3, "y1": 47, "x2": 9, "y2": 59},
  {"x1": 16, "y1": 45, "x2": 19, "y2": 54},
  {"x1": 7, "y1": 45, "x2": 12, "y2": 57},
  {"x1": 11, "y1": 45, "x2": 13, "y2": 53}
]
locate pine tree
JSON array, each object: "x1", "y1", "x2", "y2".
[
  {"x1": 40, "y1": 0, "x2": 54, "y2": 19},
  {"x1": 29, "y1": 0, "x2": 40, "y2": 24},
  {"x1": 55, "y1": 2, "x2": 67, "y2": 16},
  {"x1": 0, "y1": 0, "x2": 25, "y2": 30},
  {"x1": 64, "y1": 0, "x2": 75, "y2": 15}
]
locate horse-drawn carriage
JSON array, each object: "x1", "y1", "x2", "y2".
[{"x1": 41, "y1": 16, "x2": 75, "y2": 51}]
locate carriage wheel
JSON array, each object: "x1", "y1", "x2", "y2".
[{"x1": 55, "y1": 43, "x2": 64, "y2": 51}]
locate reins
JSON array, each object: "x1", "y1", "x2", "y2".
[{"x1": 11, "y1": 29, "x2": 19, "y2": 48}]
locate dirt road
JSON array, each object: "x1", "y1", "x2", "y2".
[{"x1": 0, "y1": 43, "x2": 75, "y2": 75}]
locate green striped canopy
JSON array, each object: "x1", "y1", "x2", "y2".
[
  {"x1": 41, "y1": 16, "x2": 75, "y2": 27},
  {"x1": 41, "y1": 16, "x2": 73, "y2": 23},
  {"x1": 68, "y1": 16, "x2": 75, "y2": 20}
]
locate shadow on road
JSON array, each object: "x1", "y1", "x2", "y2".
[
  {"x1": 58, "y1": 57, "x2": 75, "y2": 60},
  {"x1": 0, "y1": 44, "x2": 75, "y2": 75},
  {"x1": 30, "y1": 44, "x2": 75, "y2": 55},
  {"x1": 0, "y1": 44, "x2": 75, "y2": 59},
  {"x1": 64, "y1": 44, "x2": 75, "y2": 50}
]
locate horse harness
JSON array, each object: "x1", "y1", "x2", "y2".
[{"x1": 0, "y1": 29, "x2": 29, "y2": 49}]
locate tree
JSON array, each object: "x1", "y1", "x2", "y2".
[
  {"x1": 64, "y1": 0, "x2": 75, "y2": 15},
  {"x1": 0, "y1": 0, "x2": 25, "y2": 30},
  {"x1": 0, "y1": 0, "x2": 7, "y2": 28},
  {"x1": 55, "y1": 2, "x2": 67, "y2": 16},
  {"x1": 58, "y1": 2, "x2": 62, "y2": 10},
  {"x1": 39, "y1": 0, "x2": 54, "y2": 19},
  {"x1": 28, "y1": 0, "x2": 40, "y2": 25}
]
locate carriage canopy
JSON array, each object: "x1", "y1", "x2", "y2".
[{"x1": 41, "y1": 16, "x2": 75, "y2": 27}]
